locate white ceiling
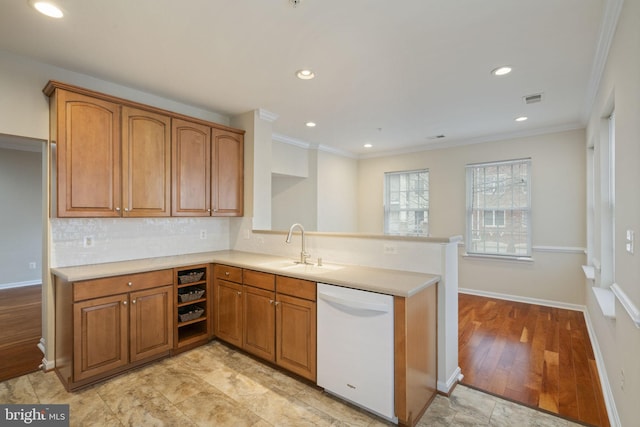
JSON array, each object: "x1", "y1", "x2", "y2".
[{"x1": 0, "y1": 0, "x2": 608, "y2": 155}]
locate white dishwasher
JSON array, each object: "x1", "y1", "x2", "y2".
[{"x1": 317, "y1": 283, "x2": 396, "y2": 423}]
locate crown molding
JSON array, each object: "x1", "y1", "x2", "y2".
[
  {"x1": 258, "y1": 108, "x2": 279, "y2": 122},
  {"x1": 358, "y1": 122, "x2": 584, "y2": 159},
  {"x1": 272, "y1": 133, "x2": 358, "y2": 159}
]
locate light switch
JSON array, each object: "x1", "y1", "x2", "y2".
[{"x1": 626, "y1": 229, "x2": 634, "y2": 254}]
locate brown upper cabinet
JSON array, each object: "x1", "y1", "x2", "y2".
[
  {"x1": 212, "y1": 129, "x2": 243, "y2": 216},
  {"x1": 49, "y1": 89, "x2": 122, "y2": 217},
  {"x1": 172, "y1": 120, "x2": 244, "y2": 217},
  {"x1": 122, "y1": 106, "x2": 172, "y2": 217},
  {"x1": 44, "y1": 81, "x2": 244, "y2": 218}
]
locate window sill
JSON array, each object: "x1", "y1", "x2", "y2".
[
  {"x1": 463, "y1": 253, "x2": 534, "y2": 262},
  {"x1": 592, "y1": 286, "x2": 615, "y2": 319},
  {"x1": 582, "y1": 265, "x2": 595, "y2": 280}
]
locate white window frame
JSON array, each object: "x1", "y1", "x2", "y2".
[
  {"x1": 465, "y1": 158, "x2": 532, "y2": 258},
  {"x1": 384, "y1": 169, "x2": 429, "y2": 236}
]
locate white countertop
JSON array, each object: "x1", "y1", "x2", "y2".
[{"x1": 51, "y1": 250, "x2": 440, "y2": 297}]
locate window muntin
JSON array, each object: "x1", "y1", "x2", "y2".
[
  {"x1": 384, "y1": 169, "x2": 429, "y2": 236},
  {"x1": 466, "y1": 159, "x2": 531, "y2": 257}
]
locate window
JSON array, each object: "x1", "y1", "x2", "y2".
[
  {"x1": 384, "y1": 169, "x2": 429, "y2": 236},
  {"x1": 466, "y1": 159, "x2": 531, "y2": 257}
]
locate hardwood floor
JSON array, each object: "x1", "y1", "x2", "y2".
[
  {"x1": 0, "y1": 285, "x2": 42, "y2": 382},
  {"x1": 458, "y1": 293, "x2": 610, "y2": 427}
]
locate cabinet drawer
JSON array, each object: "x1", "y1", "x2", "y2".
[
  {"x1": 276, "y1": 276, "x2": 316, "y2": 301},
  {"x1": 213, "y1": 264, "x2": 242, "y2": 283},
  {"x1": 73, "y1": 269, "x2": 173, "y2": 302},
  {"x1": 244, "y1": 269, "x2": 275, "y2": 291}
]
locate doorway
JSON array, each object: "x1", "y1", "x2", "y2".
[{"x1": 0, "y1": 134, "x2": 45, "y2": 380}]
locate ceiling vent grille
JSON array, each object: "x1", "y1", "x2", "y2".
[{"x1": 523, "y1": 93, "x2": 543, "y2": 104}]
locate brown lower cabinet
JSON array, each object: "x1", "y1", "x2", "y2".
[
  {"x1": 213, "y1": 264, "x2": 317, "y2": 382},
  {"x1": 55, "y1": 269, "x2": 174, "y2": 390}
]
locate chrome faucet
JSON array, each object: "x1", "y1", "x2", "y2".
[{"x1": 286, "y1": 223, "x2": 311, "y2": 264}]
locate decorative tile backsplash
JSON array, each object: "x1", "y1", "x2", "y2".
[{"x1": 50, "y1": 217, "x2": 231, "y2": 267}]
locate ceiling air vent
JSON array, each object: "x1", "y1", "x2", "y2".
[{"x1": 523, "y1": 93, "x2": 543, "y2": 104}]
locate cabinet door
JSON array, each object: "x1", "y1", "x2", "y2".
[
  {"x1": 73, "y1": 294, "x2": 128, "y2": 381},
  {"x1": 243, "y1": 286, "x2": 275, "y2": 361},
  {"x1": 121, "y1": 107, "x2": 171, "y2": 217},
  {"x1": 211, "y1": 129, "x2": 243, "y2": 216},
  {"x1": 276, "y1": 293, "x2": 316, "y2": 381},
  {"x1": 55, "y1": 89, "x2": 121, "y2": 217},
  {"x1": 172, "y1": 118, "x2": 211, "y2": 216},
  {"x1": 130, "y1": 285, "x2": 174, "y2": 362},
  {"x1": 213, "y1": 279, "x2": 243, "y2": 347}
]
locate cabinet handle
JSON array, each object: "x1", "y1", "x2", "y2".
[
  {"x1": 127, "y1": 282, "x2": 133, "y2": 287},
  {"x1": 123, "y1": 300, "x2": 127, "y2": 305}
]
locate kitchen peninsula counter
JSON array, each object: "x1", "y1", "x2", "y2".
[{"x1": 51, "y1": 250, "x2": 440, "y2": 297}]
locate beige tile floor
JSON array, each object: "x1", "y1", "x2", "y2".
[{"x1": 0, "y1": 341, "x2": 584, "y2": 427}]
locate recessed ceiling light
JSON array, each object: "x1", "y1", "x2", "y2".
[
  {"x1": 364, "y1": 143, "x2": 373, "y2": 148},
  {"x1": 491, "y1": 66, "x2": 512, "y2": 76},
  {"x1": 296, "y1": 69, "x2": 315, "y2": 80},
  {"x1": 515, "y1": 116, "x2": 528, "y2": 122},
  {"x1": 305, "y1": 122, "x2": 316, "y2": 127},
  {"x1": 31, "y1": 1, "x2": 64, "y2": 18}
]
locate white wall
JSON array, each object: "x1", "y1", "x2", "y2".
[
  {"x1": 0, "y1": 145, "x2": 43, "y2": 287},
  {"x1": 358, "y1": 130, "x2": 586, "y2": 305},
  {"x1": 271, "y1": 142, "x2": 358, "y2": 232},
  {"x1": 585, "y1": 0, "x2": 640, "y2": 424},
  {"x1": 317, "y1": 150, "x2": 358, "y2": 232}
]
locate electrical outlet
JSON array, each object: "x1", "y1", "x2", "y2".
[
  {"x1": 383, "y1": 243, "x2": 398, "y2": 254},
  {"x1": 199, "y1": 230, "x2": 207, "y2": 240},
  {"x1": 29, "y1": 262, "x2": 36, "y2": 270},
  {"x1": 626, "y1": 229, "x2": 634, "y2": 254},
  {"x1": 83, "y1": 236, "x2": 94, "y2": 248}
]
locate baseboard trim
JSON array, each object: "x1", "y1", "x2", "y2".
[
  {"x1": 40, "y1": 357, "x2": 55, "y2": 372},
  {"x1": 458, "y1": 288, "x2": 585, "y2": 312},
  {"x1": 37, "y1": 337, "x2": 45, "y2": 355},
  {"x1": 582, "y1": 309, "x2": 621, "y2": 427},
  {"x1": 0, "y1": 280, "x2": 41, "y2": 290},
  {"x1": 437, "y1": 366, "x2": 462, "y2": 395}
]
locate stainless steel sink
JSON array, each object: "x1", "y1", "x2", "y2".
[{"x1": 259, "y1": 259, "x2": 344, "y2": 274}]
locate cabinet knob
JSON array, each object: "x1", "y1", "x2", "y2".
[
  {"x1": 269, "y1": 299, "x2": 274, "y2": 304},
  {"x1": 132, "y1": 299, "x2": 136, "y2": 304},
  {"x1": 274, "y1": 301, "x2": 280, "y2": 306},
  {"x1": 208, "y1": 209, "x2": 212, "y2": 212},
  {"x1": 115, "y1": 207, "x2": 121, "y2": 212},
  {"x1": 124, "y1": 208, "x2": 130, "y2": 212},
  {"x1": 237, "y1": 291, "x2": 241, "y2": 296},
  {"x1": 123, "y1": 300, "x2": 127, "y2": 305},
  {"x1": 225, "y1": 271, "x2": 230, "y2": 276},
  {"x1": 127, "y1": 282, "x2": 133, "y2": 287}
]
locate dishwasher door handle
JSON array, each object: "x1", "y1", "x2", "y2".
[{"x1": 318, "y1": 291, "x2": 390, "y2": 313}]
